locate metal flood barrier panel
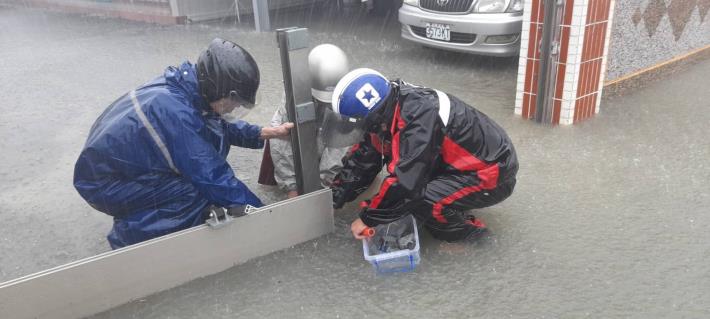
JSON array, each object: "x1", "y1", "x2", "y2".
[{"x1": 0, "y1": 189, "x2": 334, "y2": 319}]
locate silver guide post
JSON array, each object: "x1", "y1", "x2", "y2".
[{"x1": 535, "y1": 0, "x2": 566, "y2": 124}]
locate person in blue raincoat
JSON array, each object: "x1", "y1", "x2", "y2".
[{"x1": 74, "y1": 38, "x2": 293, "y2": 249}]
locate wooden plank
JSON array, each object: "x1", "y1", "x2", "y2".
[{"x1": 0, "y1": 189, "x2": 334, "y2": 319}]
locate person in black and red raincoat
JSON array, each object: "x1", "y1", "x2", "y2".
[{"x1": 329, "y1": 68, "x2": 518, "y2": 242}]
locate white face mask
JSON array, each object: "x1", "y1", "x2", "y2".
[
  {"x1": 221, "y1": 104, "x2": 251, "y2": 122},
  {"x1": 219, "y1": 91, "x2": 255, "y2": 121}
]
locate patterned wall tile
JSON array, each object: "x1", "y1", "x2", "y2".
[
  {"x1": 668, "y1": 0, "x2": 698, "y2": 39},
  {"x1": 637, "y1": 0, "x2": 708, "y2": 39},
  {"x1": 632, "y1": 6, "x2": 642, "y2": 26},
  {"x1": 699, "y1": 0, "x2": 710, "y2": 21},
  {"x1": 643, "y1": 0, "x2": 668, "y2": 37}
]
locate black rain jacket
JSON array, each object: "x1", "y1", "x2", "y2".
[{"x1": 332, "y1": 80, "x2": 518, "y2": 226}]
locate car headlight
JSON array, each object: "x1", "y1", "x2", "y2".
[
  {"x1": 473, "y1": 0, "x2": 508, "y2": 13},
  {"x1": 403, "y1": 0, "x2": 419, "y2": 6},
  {"x1": 507, "y1": 0, "x2": 523, "y2": 12}
]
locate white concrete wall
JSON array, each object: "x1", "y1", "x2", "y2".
[{"x1": 171, "y1": 0, "x2": 321, "y2": 22}]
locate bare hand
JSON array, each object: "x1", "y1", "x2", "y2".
[
  {"x1": 351, "y1": 218, "x2": 369, "y2": 240},
  {"x1": 260, "y1": 122, "x2": 294, "y2": 139}
]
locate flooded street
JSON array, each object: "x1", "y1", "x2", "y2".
[{"x1": 1, "y1": 4, "x2": 708, "y2": 318}]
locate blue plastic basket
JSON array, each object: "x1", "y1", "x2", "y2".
[{"x1": 362, "y1": 215, "x2": 421, "y2": 273}]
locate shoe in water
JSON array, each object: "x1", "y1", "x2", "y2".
[{"x1": 465, "y1": 216, "x2": 488, "y2": 239}]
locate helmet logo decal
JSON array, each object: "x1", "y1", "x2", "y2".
[{"x1": 355, "y1": 83, "x2": 381, "y2": 109}]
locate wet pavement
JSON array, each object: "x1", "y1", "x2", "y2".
[{"x1": 1, "y1": 4, "x2": 709, "y2": 318}]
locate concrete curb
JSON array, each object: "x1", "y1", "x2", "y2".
[{"x1": 2, "y1": 0, "x2": 186, "y2": 25}]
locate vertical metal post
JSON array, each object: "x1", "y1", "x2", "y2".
[
  {"x1": 276, "y1": 28, "x2": 321, "y2": 195},
  {"x1": 168, "y1": 0, "x2": 181, "y2": 17},
  {"x1": 253, "y1": 0, "x2": 271, "y2": 32},
  {"x1": 535, "y1": 0, "x2": 565, "y2": 123},
  {"x1": 234, "y1": 0, "x2": 241, "y2": 24}
]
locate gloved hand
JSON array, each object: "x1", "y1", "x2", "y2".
[{"x1": 332, "y1": 188, "x2": 347, "y2": 209}]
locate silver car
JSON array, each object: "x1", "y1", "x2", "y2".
[{"x1": 399, "y1": 0, "x2": 523, "y2": 56}]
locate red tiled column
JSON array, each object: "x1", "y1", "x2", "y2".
[
  {"x1": 516, "y1": 0, "x2": 544, "y2": 120},
  {"x1": 516, "y1": 0, "x2": 616, "y2": 125}
]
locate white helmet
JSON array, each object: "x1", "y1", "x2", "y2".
[{"x1": 308, "y1": 44, "x2": 350, "y2": 103}]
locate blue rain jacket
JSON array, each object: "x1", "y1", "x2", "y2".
[{"x1": 74, "y1": 62, "x2": 264, "y2": 249}]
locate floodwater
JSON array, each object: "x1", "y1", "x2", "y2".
[{"x1": 1, "y1": 3, "x2": 709, "y2": 318}]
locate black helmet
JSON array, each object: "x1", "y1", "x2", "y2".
[{"x1": 196, "y1": 38, "x2": 260, "y2": 104}]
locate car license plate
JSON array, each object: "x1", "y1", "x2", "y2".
[{"x1": 425, "y1": 23, "x2": 451, "y2": 41}]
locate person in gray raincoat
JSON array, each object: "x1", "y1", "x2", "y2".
[{"x1": 262, "y1": 44, "x2": 362, "y2": 198}]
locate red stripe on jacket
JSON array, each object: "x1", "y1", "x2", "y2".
[
  {"x1": 432, "y1": 136, "x2": 500, "y2": 223},
  {"x1": 347, "y1": 143, "x2": 360, "y2": 156},
  {"x1": 441, "y1": 136, "x2": 488, "y2": 171},
  {"x1": 369, "y1": 133, "x2": 390, "y2": 155},
  {"x1": 366, "y1": 102, "x2": 402, "y2": 210},
  {"x1": 431, "y1": 164, "x2": 499, "y2": 223},
  {"x1": 369, "y1": 176, "x2": 397, "y2": 209},
  {"x1": 388, "y1": 102, "x2": 403, "y2": 174}
]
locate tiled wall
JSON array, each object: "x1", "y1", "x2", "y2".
[
  {"x1": 574, "y1": 0, "x2": 613, "y2": 123},
  {"x1": 606, "y1": 0, "x2": 710, "y2": 80},
  {"x1": 515, "y1": 0, "x2": 544, "y2": 120},
  {"x1": 515, "y1": 0, "x2": 616, "y2": 124}
]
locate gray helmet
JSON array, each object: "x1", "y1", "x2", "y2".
[{"x1": 308, "y1": 44, "x2": 350, "y2": 103}]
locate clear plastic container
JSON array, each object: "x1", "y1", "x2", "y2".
[{"x1": 362, "y1": 215, "x2": 421, "y2": 273}]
